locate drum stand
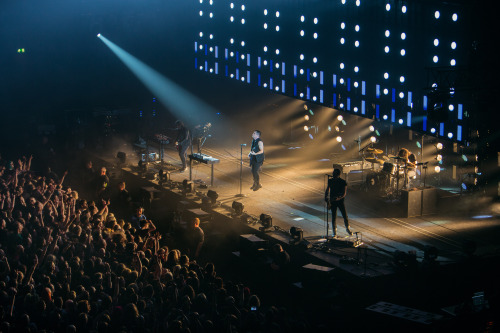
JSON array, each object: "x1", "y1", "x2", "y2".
[
  {"x1": 394, "y1": 158, "x2": 403, "y2": 199},
  {"x1": 403, "y1": 163, "x2": 409, "y2": 190},
  {"x1": 359, "y1": 142, "x2": 372, "y2": 187}
]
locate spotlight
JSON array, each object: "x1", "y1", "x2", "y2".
[
  {"x1": 304, "y1": 115, "x2": 310, "y2": 121},
  {"x1": 370, "y1": 136, "x2": 377, "y2": 143},
  {"x1": 304, "y1": 126, "x2": 309, "y2": 131},
  {"x1": 336, "y1": 136, "x2": 342, "y2": 142},
  {"x1": 259, "y1": 213, "x2": 273, "y2": 228},
  {"x1": 290, "y1": 226, "x2": 304, "y2": 243},
  {"x1": 337, "y1": 115, "x2": 343, "y2": 121},
  {"x1": 436, "y1": 143, "x2": 443, "y2": 150},
  {"x1": 436, "y1": 154, "x2": 443, "y2": 161},
  {"x1": 97, "y1": 33, "x2": 101, "y2": 37},
  {"x1": 232, "y1": 201, "x2": 244, "y2": 215},
  {"x1": 434, "y1": 166, "x2": 441, "y2": 173},
  {"x1": 369, "y1": 125, "x2": 375, "y2": 132},
  {"x1": 207, "y1": 190, "x2": 218, "y2": 204}
]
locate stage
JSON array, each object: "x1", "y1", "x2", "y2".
[{"x1": 101, "y1": 138, "x2": 500, "y2": 278}]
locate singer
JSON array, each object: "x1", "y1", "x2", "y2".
[
  {"x1": 325, "y1": 167, "x2": 352, "y2": 237},
  {"x1": 248, "y1": 130, "x2": 265, "y2": 191}
]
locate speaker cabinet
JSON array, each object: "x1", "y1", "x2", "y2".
[
  {"x1": 421, "y1": 187, "x2": 437, "y2": 215},
  {"x1": 401, "y1": 189, "x2": 422, "y2": 217}
]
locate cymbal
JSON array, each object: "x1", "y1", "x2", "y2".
[
  {"x1": 367, "y1": 148, "x2": 384, "y2": 154},
  {"x1": 382, "y1": 155, "x2": 390, "y2": 161}
]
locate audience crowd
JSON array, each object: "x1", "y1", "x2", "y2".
[{"x1": 0, "y1": 153, "x2": 308, "y2": 333}]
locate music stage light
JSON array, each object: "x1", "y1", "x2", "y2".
[
  {"x1": 232, "y1": 201, "x2": 244, "y2": 215},
  {"x1": 259, "y1": 214, "x2": 273, "y2": 228},
  {"x1": 336, "y1": 136, "x2": 342, "y2": 142},
  {"x1": 290, "y1": 226, "x2": 304, "y2": 243},
  {"x1": 370, "y1": 136, "x2": 377, "y2": 143},
  {"x1": 207, "y1": 190, "x2": 218, "y2": 204},
  {"x1": 436, "y1": 143, "x2": 443, "y2": 150}
]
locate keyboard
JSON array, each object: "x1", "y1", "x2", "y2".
[
  {"x1": 189, "y1": 153, "x2": 220, "y2": 164},
  {"x1": 332, "y1": 160, "x2": 375, "y2": 174}
]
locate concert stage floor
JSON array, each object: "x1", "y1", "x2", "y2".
[{"x1": 103, "y1": 140, "x2": 500, "y2": 278}]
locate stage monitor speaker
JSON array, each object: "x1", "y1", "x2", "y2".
[
  {"x1": 239, "y1": 234, "x2": 268, "y2": 259},
  {"x1": 401, "y1": 189, "x2": 422, "y2": 217},
  {"x1": 300, "y1": 263, "x2": 335, "y2": 291},
  {"x1": 421, "y1": 187, "x2": 437, "y2": 215},
  {"x1": 182, "y1": 208, "x2": 211, "y2": 224},
  {"x1": 177, "y1": 200, "x2": 196, "y2": 212}
]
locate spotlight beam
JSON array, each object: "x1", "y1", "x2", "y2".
[{"x1": 97, "y1": 34, "x2": 219, "y2": 126}]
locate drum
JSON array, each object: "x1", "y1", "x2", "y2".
[
  {"x1": 382, "y1": 162, "x2": 395, "y2": 174},
  {"x1": 366, "y1": 172, "x2": 380, "y2": 189},
  {"x1": 366, "y1": 172, "x2": 390, "y2": 193}
]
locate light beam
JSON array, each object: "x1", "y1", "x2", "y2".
[{"x1": 97, "y1": 34, "x2": 219, "y2": 127}]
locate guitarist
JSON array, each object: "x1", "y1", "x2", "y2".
[{"x1": 248, "y1": 130, "x2": 265, "y2": 191}]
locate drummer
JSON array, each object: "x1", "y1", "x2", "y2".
[{"x1": 398, "y1": 148, "x2": 417, "y2": 188}]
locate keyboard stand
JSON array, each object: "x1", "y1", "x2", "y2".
[{"x1": 189, "y1": 155, "x2": 216, "y2": 186}]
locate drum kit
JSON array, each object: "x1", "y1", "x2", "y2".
[{"x1": 361, "y1": 147, "x2": 418, "y2": 198}]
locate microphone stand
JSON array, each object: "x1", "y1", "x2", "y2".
[
  {"x1": 422, "y1": 162, "x2": 429, "y2": 188},
  {"x1": 325, "y1": 174, "x2": 332, "y2": 240},
  {"x1": 235, "y1": 144, "x2": 247, "y2": 197}
]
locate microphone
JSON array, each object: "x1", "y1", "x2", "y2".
[{"x1": 241, "y1": 143, "x2": 247, "y2": 146}]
